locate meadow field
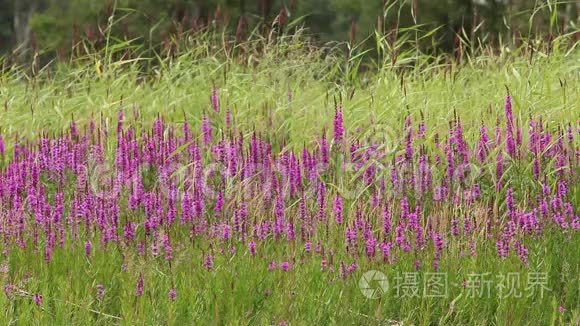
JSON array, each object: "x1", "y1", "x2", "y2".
[{"x1": 0, "y1": 26, "x2": 579, "y2": 325}]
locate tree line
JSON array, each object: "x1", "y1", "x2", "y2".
[{"x1": 1, "y1": 0, "x2": 578, "y2": 59}]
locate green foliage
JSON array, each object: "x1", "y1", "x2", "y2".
[
  {"x1": 2, "y1": 0, "x2": 578, "y2": 56},
  {"x1": 1, "y1": 229, "x2": 578, "y2": 324}
]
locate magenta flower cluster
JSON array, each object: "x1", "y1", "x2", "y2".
[{"x1": 0, "y1": 94, "x2": 577, "y2": 286}]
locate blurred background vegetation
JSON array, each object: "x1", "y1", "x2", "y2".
[{"x1": 0, "y1": 0, "x2": 578, "y2": 62}]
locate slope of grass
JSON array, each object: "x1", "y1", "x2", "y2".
[{"x1": 0, "y1": 31, "x2": 578, "y2": 325}]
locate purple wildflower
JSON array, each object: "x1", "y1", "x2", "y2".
[
  {"x1": 333, "y1": 195, "x2": 343, "y2": 224},
  {"x1": 135, "y1": 275, "x2": 144, "y2": 297},
  {"x1": 248, "y1": 241, "x2": 257, "y2": 257},
  {"x1": 84, "y1": 240, "x2": 92, "y2": 257},
  {"x1": 202, "y1": 115, "x2": 212, "y2": 146},
  {"x1": 559, "y1": 305, "x2": 566, "y2": 314},
  {"x1": 476, "y1": 124, "x2": 490, "y2": 162},
  {"x1": 333, "y1": 105, "x2": 344, "y2": 143},
  {"x1": 96, "y1": 284, "x2": 105, "y2": 300},
  {"x1": 168, "y1": 288, "x2": 177, "y2": 301},
  {"x1": 451, "y1": 218, "x2": 459, "y2": 236},
  {"x1": 203, "y1": 255, "x2": 214, "y2": 270},
  {"x1": 496, "y1": 151, "x2": 504, "y2": 190},
  {"x1": 514, "y1": 241, "x2": 528, "y2": 266},
  {"x1": 496, "y1": 240, "x2": 509, "y2": 259},
  {"x1": 304, "y1": 241, "x2": 312, "y2": 252},
  {"x1": 382, "y1": 206, "x2": 392, "y2": 235},
  {"x1": 33, "y1": 294, "x2": 43, "y2": 306},
  {"x1": 268, "y1": 261, "x2": 277, "y2": 272},
  {"x1": 211, "y1": 87, "x2": 220, "y2": 113},
  {"x1": 505, "y1": 95, "x2": 514, "y2": 130},
  {"x1": 279, "y1": 261, "x2": 291, "y2": 272}
]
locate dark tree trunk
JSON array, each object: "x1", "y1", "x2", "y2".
[{"x1": 13, "y1": 0, "x2": 37, "y2": 49}]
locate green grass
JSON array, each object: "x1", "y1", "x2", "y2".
[
  {"x1": 1, "y1": 232, "x2": 578, "y2": 324},
  {"x1": 1, "y1": 32, "x2": 577, "y2": 147},
  {"x1": 0, "y1": 29, "x2": 579, "y2": 325}
]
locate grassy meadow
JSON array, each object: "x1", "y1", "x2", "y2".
[{"x1": 0, "y1": 26, "x2": 578, "y2": 325}]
